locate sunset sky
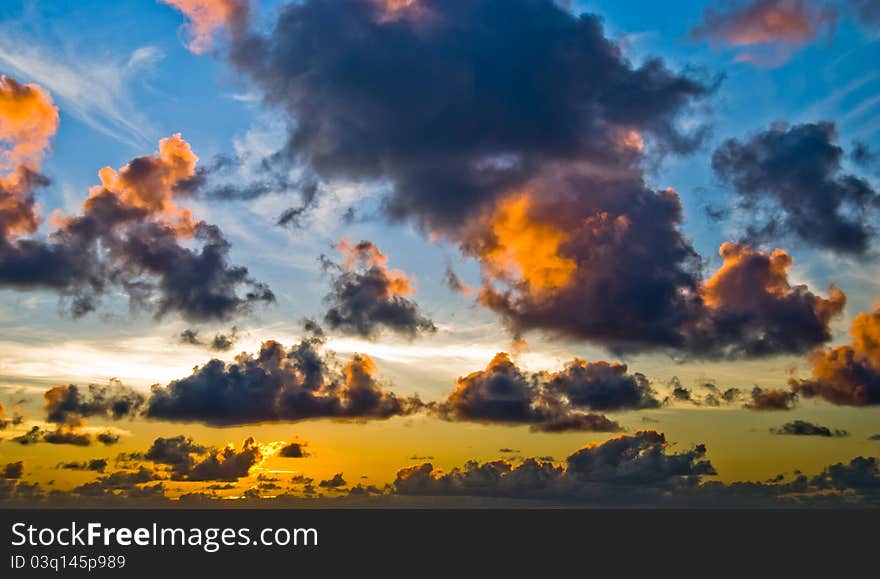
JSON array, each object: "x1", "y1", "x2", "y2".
[{"x1": 2, "y1": 0, "x2": 880, "y2": 507}]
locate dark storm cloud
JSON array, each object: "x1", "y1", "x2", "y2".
[
  {"x1": 146, "y1": 337, "x2": 422, "y2": 425},
  {"x1": 278, "y1": 442, "x2": 309, "y2": 458},
  {"x1": 770, "y1": 419, "x2": 848, "y2": 437},
  {"x1": 790, "y1": 304, "x2": 880, "y2": 406},
  {"x1": 170, "y1": 0, "x2": 847, "y2": 360},
  {"x1": 713, "y1": 122, "x2": 879, "y2": 254},
  {"x1": 0, "y1": 135, "x2": 274, "y2": 322},
  {"x1": 225, "y1": 0, "x2": 712, "y2": 230},
  {"x1": 321, "y1": 240, "x2": 436, "y2": 338},
  {"x1": 431, "y1": 352, "x2": 667, "y2": 432},
  {"x1": 744, "y1": 386, "x2": 797, "y2": 410},
  {"x1": 473, "y1": 190, "x2": 843, "y2": 359}
]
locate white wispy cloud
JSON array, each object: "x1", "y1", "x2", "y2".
[{"x1": 0, "y1": 28, "x2": 162, "y2": 149}]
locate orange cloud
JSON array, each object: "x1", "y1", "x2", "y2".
[
  {"x1": 791, "y1": 304, "x2": 880, "y2": 405},
  {"x1": 372, "y1": 0, "x2": 426, "y2": 22},
  {"x1": 700, "y1": 242, "x2": 844, "y2": 323},
  {"x1": 691, "y1": 0, "x2": 837, "y2": 65},
  {"x1": 479, "y1": 193, "x2": 576, "y2": 292},
  {"x1": 0, "y1": 75, "x2": 59, "y2": 174},
  {"x1": 160, "y1": 0, "x2": 250, "y2": 53},
  {"x1": 336, "y1": 238, "x2": 413, "y2": 297},
  {"x1": 0, "y1": 75, "x2": 59, "y2": 237},
  {"x1": 82, "y1": 133, "x2": 198, "y2": 234}
]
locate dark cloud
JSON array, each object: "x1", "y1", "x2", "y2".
[
  {"x1": 394, "y1": 430, "x2": 714, "y2": 502},
  {"x1": 790, "y1": 304, "x2": 880, "y2": 406},
  {"x1": 3, "y1": 461, "x2": 23, "y2": 479},
  {"x1": 96, "y1": 431, "x2": 121, "y2": 445},
  {"x1": 319, "y1": 473, "x2": 346, "y2": 488},
  {"x1": 172, "y1": 0, "x2": 845, "y2": 360},
  {"x1": 178, "y1": 327, "x2": 239, "y2": 351},
  {"x1": 138, "y1": 435, "x2": 261, "y2": 481},
  {"x1": 10, "y1": 426, "x2": 41, "y2": 445},
  {"x1": 278, "y1": 442, "x2": 309, "y2": 458},
  {"x1": 690, "y1": 0, "x2": 837, "y2": 65},
  {"x1": 147, "y1": 337, "x2": 421, "y2": 425},
  {"x1": 144, "y1": 435, "x2": 209, "y2": 468},
  {"x1": 183, "y1": 437, "x2": 262, "y2": 482},
  {"x1": 321, "y1": 240, "x2": 435, "y2": 338},
  {"x1": 0, "y1": 135, "x2": 274, "y2": 322},
  {"x1": 58, "y1": 459, "x2": 108, "y2": 473},
  {"x1": 12, "y1": 425, "x2": 99, "y2": 446},
  {"x1": 473, "y1": 194, "x2": 843, "y2": 358},
  {"x1": 224, "y1": 0, "x2": 711, "y2": 229},
  {"x1": 42, "y1": 428, "x2": 92, "y2": 446},
  {"x1": 713, "y1": 122, "x2": 879, "y2": 254},
  {"x1": 530, "y1": 413, "x2": 621, "y2": 433},
  {"x1": 43, "y1": 382, "x2": 145, "y2": 425},
  {"x1": 431, "y1": 353, "x2": 627, "y2": 433},
  {"x1": 744, "y1": 386, "x2": 797, "y2": 410},
  {"x1": 770, "y1": 420, "x2": 848, "y2": 437},
  {"x1": 810, "y1": 456, "x2": 880, "y2": 492},
  {"x1": 545, "y1": 360, "x2": 659, "y2": 411},
  {"x1": 851, "y1": 0, "x2": 880, "y2": 27},
  {"x1": 71, "y1": 466, "x2": 163, "y2": 498},
  {"x1": 178, "y1": 328, "x2": 202, "y2": 346}
]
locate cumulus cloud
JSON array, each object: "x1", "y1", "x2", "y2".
[
  {"x1": 0, "y1": 126, "x2": 274, "y2": 321},
  {"x1": 394, "y1": 431, "x2": 715, "y2": 502},
  {"x1": 3, "y1": 461, "x2": 23, "y2": 479},
  {"x1": 770, "y1": 419, "x2": 848, "y2": 437},
  {"x1": 790, "y1": 303, "x2": 880, "y2": 405},
  {"x1": 431, "y1": 352, "x2": 661, "y2": 432},
  {"x1": 0, "y1": 75, "x2": 58, "y2": 241},
  {"x1": 159, "y1": 0, "x2": 846, "y2": 359},
  {"x1": 278, "y1": 442, "x2": 309, "y2": 458},
  {"x1": 138, "y1": 434, "x2": 263, "y2": 481},
  {"x1": 744, "y1": 386, "x2": 797, "y2": 410},
  {"x1": 691, "y1": 0, "x2": 837, "y2": 65},
  {"x1": 321, "y1": 239, "x2": 435, "y2": 338},
  {"x1": 319, "y1": 473, "x2": 347, "y2": 488},
  {"x1": 713, "y1": 122, "x2": 879, "y2": 254},
  {"x1": 43, "y1": 382, "x2": 145, "y2": 426},
  {"x1": 146, "y1": 336, "x2": 422, "y2": 425},
  {"x1": 471, "y1": 190, "x2": 843, "y2": 358},
  {"x1": 687, "y1": 243, "x2": 845, "y2": 358}
]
